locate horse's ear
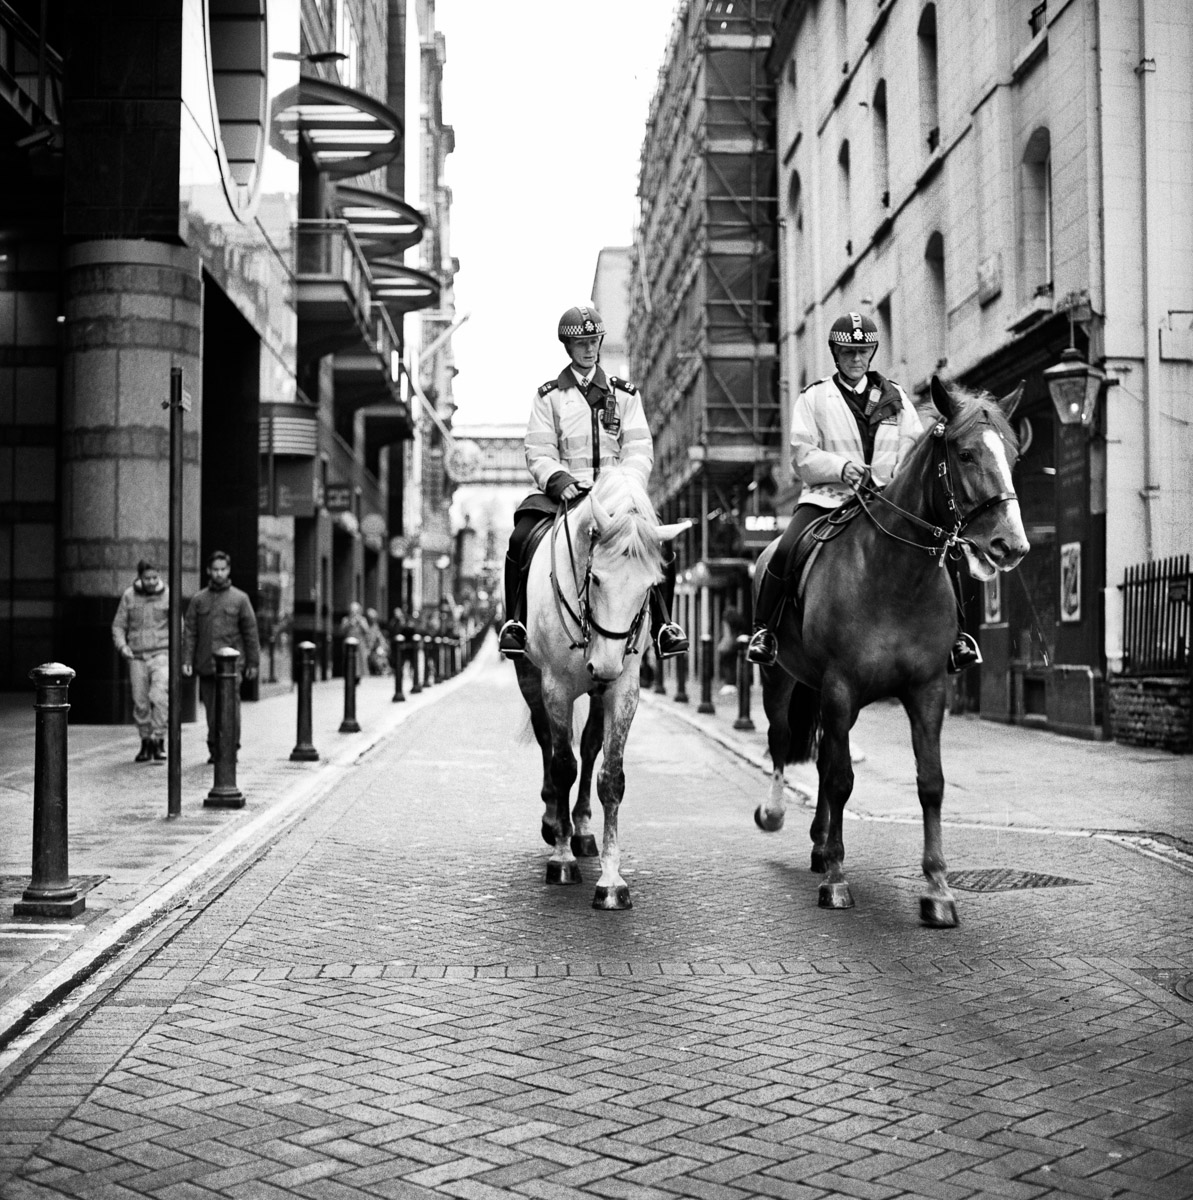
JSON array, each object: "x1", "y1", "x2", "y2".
[
  {"x1": 999, "y1": 380, "x2": 1025, "y2": 421},
  {"x1": 929, "y1": 375, "x2": 956, "y2": 420},
  {"x1": 589, "y1": 489, "x2": 612, "y2": 535},
  {"x1": 656, "y1": 519, "x2": 693, "y2": 543}
]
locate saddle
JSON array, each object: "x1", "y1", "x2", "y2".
[
  {"x1": 511, "y1": 494, "x2": 560, "y2": 615},
  {"x1": 784, "y1": 498, "x2": 863, "y2": 607}
]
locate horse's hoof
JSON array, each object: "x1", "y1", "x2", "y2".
[
  {"x1": 818, "y1": 881, "x2": 854, "y2": 909},
  {"x1": 920, "y1": 896, "x2": 958, "y2": 928},
  {"x1": 540, "y1": 822, "x2": 555, "y2": 846},
  {"x1": 810, "y1": 848, "x2": 826, "y2": 874},
  {"x1": 545, "y1": 861, "x2": 582, "y2": 885},
  {"x1": 570, "y1": 833, "x2": 599, "y2": 858},
  {"x1": 592, "y1": 885, "x2": 632, "y2": 910},
  {"x1": 754, "y1": 806, "x2": 784, "y2": 833}
]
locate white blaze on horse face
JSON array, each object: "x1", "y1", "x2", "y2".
[{"x1": 979, "y1": 428, "x2": 1029, "y2": 567}]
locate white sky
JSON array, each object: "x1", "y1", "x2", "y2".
[{"x1": 433, "y1": 1, "x2": 680, "y2": 426}]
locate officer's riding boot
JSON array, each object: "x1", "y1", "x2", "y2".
[
  {"x1": 746, "y1": 563, "x2": 788, "y2": 666},
  {"x1": 947, "y1": 631, "x2": 983, "y2": 674},
  {"x1": 649, "y1": 588, "x2": 688, "y2": 658},
  {"x1": 498, "y1": 553, "x2": 527, "y2": 658}
]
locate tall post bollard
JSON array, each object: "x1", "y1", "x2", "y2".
[
  {"x1": 409, "y1": 634, "x2": 423, "y2": 694},
  {"x1": 205, "y1": 648, "x2": 244, "y2": 808},
  {"x1": 340, "y1": 636, "x2": 361, "y2": 733},
  {"x1": 697, "y1": 633, "x2": 716, "y2": 714},
  {"x1": 290, "y1": 641, "x2": 319, "y2": 762},
  {"x1": 16, "y1": 664, "x2": 84, "y2": 918},
  {"x1": 392, "y1": 634, "x2": 406, "y2": 702},
  {"x1": 734, "y1": 634, "x2": 755, "y2": 731},
  {"x1": 674, "y1": 650, "x2": 690, "y2": 704}
]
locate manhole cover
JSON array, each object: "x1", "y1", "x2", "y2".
[{"x1": 947, "y1": 869, "x2": 1088, "y2": 892}]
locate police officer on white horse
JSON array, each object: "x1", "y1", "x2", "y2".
[{"x1": 498, "y1": 303, "x2": 688, "y2": 661}]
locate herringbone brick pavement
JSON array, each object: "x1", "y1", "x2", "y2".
[{"x1": 1, "y1": 654, "x2": 1191, "y2": 1199}]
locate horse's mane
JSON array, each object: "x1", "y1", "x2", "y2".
[
  {"x1": 588, "y1": 467, "x2": 662, "y2": 567},
  {"x1": 904, "y1": 384, "x2": 1018, "y2": 469}
]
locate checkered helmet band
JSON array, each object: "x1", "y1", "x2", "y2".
[
  {"x1": 558, "y1": 304, "x2": 606, "y2": 341},
  {"x1": 828, "y1": 310, "x2": 879, "y2": 347}
]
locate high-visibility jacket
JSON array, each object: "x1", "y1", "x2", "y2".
[
  {"x1": 524, "y1": 365, "x2": 653, "y2": 499},
  {"x1": 791, "y1": 372, "x2": 922, "y2": 508}
]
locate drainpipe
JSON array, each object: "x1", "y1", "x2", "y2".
[{"x1": 1136, "y1": 0, "x2": 1161, "y2": 559}]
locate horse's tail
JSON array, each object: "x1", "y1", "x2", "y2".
[{"x1": 786, "y1": 681, "x2": 822, "y2": 764}]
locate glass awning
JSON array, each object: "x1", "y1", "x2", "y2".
[
  {"x1": 334, "y1": 185, "x2": 426, "y2": 256},
  {"x1": 370, "y1": 259, "x2": 440, "y2": 314},
  {"x1": 271, "y1": 77, "x2": 402, "y2": 179}
]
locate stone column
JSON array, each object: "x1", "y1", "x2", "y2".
[{"x1": 60, "y1": 240, "x2": 203, "y2": 723}]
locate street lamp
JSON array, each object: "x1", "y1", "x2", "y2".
[{"x1": 1044, "y1": 295, "x2": 1105, "y2": 428}]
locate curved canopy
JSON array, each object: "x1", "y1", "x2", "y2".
[
  {"x1": 271, "y1": 77, "x2": 402, "y2": 179},
  {"x1": 334, "y1": 185, "x2": 426, "y2": 256},
  {"x1": 369, "y1": 259, "x2": 440, "y2": 314}
]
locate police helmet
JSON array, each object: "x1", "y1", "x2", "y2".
[
  {"x1": 828, "y1": 311, "x2": 879, "y2": 351},
  {"x1": 557, "y1": 304, "x2": 606, "y2": 343}
]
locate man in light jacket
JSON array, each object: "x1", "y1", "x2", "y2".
[
  {"x1": 112, "y1": 559, "x2": 171, "y2": 763},
  {"x1": 182, "y1": 550, "x2": 260, "y2": 763}
]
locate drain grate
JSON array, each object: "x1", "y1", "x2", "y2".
[{"x1": 946, "y1": 868, "x2": 1088, "y2": 893}]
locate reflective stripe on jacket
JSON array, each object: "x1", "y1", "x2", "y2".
[
  {"x1": 524, "y1": 367, "x2": 653, "y2": 494},
  {"x1": 791, "y1": 374, "x2": 922, "y2": 508}
]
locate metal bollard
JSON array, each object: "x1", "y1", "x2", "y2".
[
  {"x1": 205, "y1": 648, "x2": 244, "y2": 808},
  {"x1": 392, "y1": 634, "x2": 406, "y2": 702},
  {"x1": 734, "y1": 634, "x2": 755, "y2": 731},
  {"x1": 697, "y1": 632, "x2": 716, "y2": 714},
  {"x1": 290, "y1": 641, "x2": 319, "y2": 761},
  {"x1": 674, "y1": 649, "x2": 690, "y2": 704},
  {"x1": 421, "y1": 637, "x2": 433, "y2": 689},
  {"x1": 16, "y1": 664, "x2": 84, "y2": 918},
  {"x1": 339, "y1": 636, "x2": 361, "y2": 733},
  {"x1": 652, "y1": 654, "x2": 667, "y2": 695},
  {"x1": 409, "y1": 634, "x2": 422, "y2": 694}
]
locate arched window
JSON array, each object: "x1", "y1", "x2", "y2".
[
  {"x1": 788, "y1": 172, "x2": 807, "y2": 316},
  {"x1": 925, "y1": 230, "x2": 946, "y2": 365},
  {"x1": 873, "y1": 79, "x2": 890, "y2": 208},
  {"x1": 1022, "y1": 127, "x2": 1053, "y2": 300},
  {"x1": 837, "y1": 0, "x2": 849, "y2": 74},
  {"x1": 838, "y1": 140, "x2": 852, "y2": 257},
  {"x1": 918, "y1": 4, "x2": 940, "y2": 152}
]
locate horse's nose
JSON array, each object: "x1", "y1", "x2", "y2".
[
  {"x1": 586, "y1": 660, "x2": 621, "y2": 683},
  {"x1": 992, "y1": 535, "x2": 1029, "y2": 567}
]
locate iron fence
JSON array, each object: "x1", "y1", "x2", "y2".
[{"x1": 1121, "y1": 554, "x2": 1191, "y2": 675}]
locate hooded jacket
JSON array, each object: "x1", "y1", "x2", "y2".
[{"x1": 111, "y1": 577, "x2": 170, "y2": 657}]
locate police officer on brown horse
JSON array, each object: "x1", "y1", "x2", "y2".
[
  {"x1": 498, "y1": 303, "x2": 688, "y2": 661},
  {"x1": 746, "y1": 310, "x2": 982, "y2": 673}
]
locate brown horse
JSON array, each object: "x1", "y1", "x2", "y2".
[{"x1": 753, "y1": 376, "x2": 1029, "y2": 927}]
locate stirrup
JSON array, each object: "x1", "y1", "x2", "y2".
[
  {"x1": 947, "y1": 632, "x2": 982, "y2": 674},
  {"x1": 498, "y1": 619, "x2": 527, "y2": 658},
  {"x1": 746, "y1": 628, "x2": 778, "y2": 666},
  {"x1": 655, "y1": 623, "x2": 688, "y2": 658}
]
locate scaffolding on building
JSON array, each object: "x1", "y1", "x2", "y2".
[{"x1": 630, "y1": 0, "x2": 779, "y2": 584}]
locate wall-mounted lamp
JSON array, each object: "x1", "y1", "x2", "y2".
[
  {"x1": 272, "y1": 50, "x2": 348, "y2": 64},
  {"x1": 1044, "y1": 292, "x2": 1104, "y2": 427}
]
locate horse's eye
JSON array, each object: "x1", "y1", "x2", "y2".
[
  {"x1": 590, "y1": 575, "x2": 600, "y2": 588},
  {"x1": 958, "y1": 449, "x2": 975, "y2": 464}
]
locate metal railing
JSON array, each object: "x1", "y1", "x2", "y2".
[
  {"x1": 1121, "y1": 554, "x2": 1191, "y2": 675},
  {"x1": 0, "y1": 0, "x2": 62, "y2": 130},
  {"x1": 294, "y1": 219, "x2": 372, "y2": 330}
]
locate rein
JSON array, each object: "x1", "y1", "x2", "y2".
[
  {"x1": 548, "y1": 501, "x2": 649, "y2": 656},
  {"x1": 852, "y1": 419, "x2": 1017, "y2": 565}
]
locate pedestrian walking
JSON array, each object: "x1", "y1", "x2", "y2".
[
  {"x1": 364, "y1": 607, "x2": 388, "y2": 674},
  {"x1": 111, "y1": 558, "x2": 170, "y2": 763},
  {"x1": 497, "y1": 302, "x2": 688, "y2": 661},
  {"x1": 182, "y1": 550, "x2": 260, "y2": 763},
  {"x1": 338, "y1": 602, "x2": 370, "y2": 679}
]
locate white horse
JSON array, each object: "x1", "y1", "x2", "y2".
[{"x1": 513, "y1": 466, "x2": 689, "y2": 910}]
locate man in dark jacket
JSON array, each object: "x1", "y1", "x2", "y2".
[{"x1": 182, "y1": 550, "x2": 260, "y2": 762}]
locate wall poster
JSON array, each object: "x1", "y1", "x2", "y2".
[{"x1": 1060, "y1": 541, "x2": 1082, "y2": 623}]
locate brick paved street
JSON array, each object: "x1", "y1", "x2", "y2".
[{"x1": 1, "y1": 652, "x2": 1191, "y2": 1199}]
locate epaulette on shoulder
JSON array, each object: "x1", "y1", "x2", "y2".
[
  {"x1": 801, "y1": 376, "x2": 831, "y2": 394},
  {"x1": 537, "y1": 379, "x2": 559, "y2": 398},
  {"x1": 610, "y1": 376, "x2": 637, "y2": 395}
]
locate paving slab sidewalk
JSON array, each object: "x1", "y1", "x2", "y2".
[{"x1": 0, "y1": 661, "x2": 469, "y2": 1050}]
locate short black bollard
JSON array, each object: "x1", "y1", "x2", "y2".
[
  {"x1": 734, "y1": 634, "x2": 755, "y2": 731},
  {"x1": 421, "y1": 637, "x2": 433, "y2": 689},
  {"x1": 409, "y1": 634, "x2": 423, "y2": 694},
  {"x1": 697, "y1": 633, "x2": 716, "y2": 714},
  {"x1": 16, "y1": 664, "x2": 84, "y2": 918},
  {"x1": 205, "y1": 648, "x2": 244, "y2": 808},
  {"x1": 340, "y1": 636, "x2": 361, "y2": 733},
  {"x1": 652, "y1": 654, "x2": 667, "y2": 695},
  {"x1": 290, "y1": 641, "x2": 319, "y2": 762},
  {"x1": 674, "y1": 650, "x2": 690, "y2": 704},
  {"x1": 391, "y1": 634, "x2": 406, "y2": 702}
]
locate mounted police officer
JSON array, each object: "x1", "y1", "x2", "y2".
[
  {"x1": 746, "y1": 311, "x2": 982, "y2": 674},
  {"x1": 498, "y1": 303, "x2": 688, "y2": 661}
]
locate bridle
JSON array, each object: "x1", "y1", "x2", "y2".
[
  {"x1": 549, "y1": 502, "x2": 649, "y2": 655},
  {"x1": 850, "y1": 418, "x2": 1018, "y2": 565}
]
